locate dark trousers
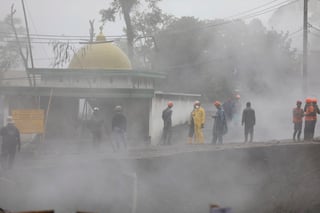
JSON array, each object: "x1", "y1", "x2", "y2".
[
  {"x1": 244, "y1": 125, "x2": 254, "y2": 142},
  {"x1": 293, "y1": 122, "x2": 302, "y2": 141},
  {"x1": 1, "y1": 149, "x2": 16, "y2": 170},
  {"x1": 212, "y1": 132, "x2": 223, "y2": 144},
  {"x1": 188, "y1": 121, "x2": 194, "y2": 138},
  {"x1": 92, "y1": 131, "x2": 102, "y2": 148},
  {"x1": 112, "y1": 127, "x2": 127, "y2": 151},
  {"x1": 304, "y1": 120, "x2": 316, "y2": 140},
  {"x1": 161, "y1": 125, "x2": 172, "y2": 145}
]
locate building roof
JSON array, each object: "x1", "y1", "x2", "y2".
[{"x1": 68, "y1": 32, "x2": 132, "y2": 70}]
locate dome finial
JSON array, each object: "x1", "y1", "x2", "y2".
[{"x1": 96, "y1": 24, "x2": 106, "y2": 42}]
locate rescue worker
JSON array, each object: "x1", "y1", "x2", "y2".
[
  {"x1": 0, "y1": 116, "x2": 21, "y2": 170},
  {"x1": 192, "y1": 100, "x2": 205, "y2": 144},
  {"x1": 241, "y1": 102, "x2": 256, "y2": 143},
  {"x1": 161, "y1": 101, "x2": 173, "y2": 145},
  {"x1": 112, "y1": 105, "x2": 127, "y2": 151},
  {"x1": 304, "y1": 98, "x2": 316, "y2": 141},
  {"x1": 90, "y1": 107, "x2": 104, "y2": 148},
  {"x1": 232, "y1": 94, "x2": 242, "y2": 126},
  {"x1": 292, "y1": 100, "x2": 304, "y2": 141},
  {"x1": 222, "y1": 98, "x2": 233, "y2": 123},
  {"x1": 310, "y1": 98, "x2": 320, "y2": 139},
  {"x1": 187, "y1": 104, "x2": 196, "y2": 144},
  {"x1": 212, "y1": 101, "x2": 227, "y2": 144}
]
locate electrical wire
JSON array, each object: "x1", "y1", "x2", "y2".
[
  {"x1": 0, "y1": 0, "x2": 298, "y2": 40},
  {"x1": 288, "y1": 27, "x2": 303, "y2": 37},
  {"x1": 161, "y1": 0, "x2": 299, "y2": 35},
  {"x1": 24, "y1": 0, "x2": 51, "y2": 62},
  {"x1": 309, "y1": 23, "x2": 320, "y2": 32}
]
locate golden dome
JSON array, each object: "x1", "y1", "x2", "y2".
[{"x1": 69, "y1": 32, "x2": 132, "y2": 70}]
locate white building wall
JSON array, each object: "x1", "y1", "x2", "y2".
[{"x1": 149, "y1": 92, "x2": 201, "y2": 145}]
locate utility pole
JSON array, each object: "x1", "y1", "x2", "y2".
[
  {"x1": 21, "y1": 0, "x2": 36, "y2": 87},
  {"x1": 302, "y1": 0, "x2": 308, "y2": 95}
]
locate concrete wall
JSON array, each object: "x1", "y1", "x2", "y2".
[
  {"x1": 149, "y1": 91, "x2": 201, "y2": 144},
  {"x1": 2, "y1": 71, "x2": 155, "y2": 89}
]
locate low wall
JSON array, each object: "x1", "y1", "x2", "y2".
[{"x1": 149, "y1": 91, "x2": 201, "y2": 144}]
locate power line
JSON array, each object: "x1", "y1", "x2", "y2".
[
  {"x1": 309, "y1": 23, "x2": 320, "y2": 32},
  {"x1": 161, "y1": 0, "x2": 298, "y2": 35},
  {"x1": 223, "y1": 0, "x2": 282, "y2": 20},
  {"x1": 1, "y1": 0, "x2": 298, "y2": 40},
  {"x1": 0, "y1": 31, "x2": 127, "y2": 40},
  {"x1": 288, "y1": 27, "x2": 303, "y2": 36},
  {"x1": 24, "y1": 0, "x2": 50, "y2": 63}
]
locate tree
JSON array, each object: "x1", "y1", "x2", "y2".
[
  {"x1": 130, "y1": 3, "x2": 174, "y2": 68},
  {"x1": 0, "y1": 12, "x2": 26, "y2": 84},
  {"x1": 100, "y1": 0, "x2": 137, "y2": 61},
  {"x1": 100, "y1": 0, "x2": 166, "y2": 66},
  {"x1": 153, "y1": 17, "x2": 298, "y2": 101}
]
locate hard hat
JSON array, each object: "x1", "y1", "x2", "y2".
[
  {"x1": 296, "y1": 100, "x2": 302, "y2": 105},
  {"x1": 6, "y1": 116, "x2": 14, "y2": 124},
  {"x1": 167, "y1": 101, "x2": 173, "y2": 107},
  {"x1": 306, "y1": 98, "x2": 312, "y2": 103},
  {"x1": 214, "y1": 101, "x2": 221, "y2": 107},
  {"x1": 194, "y1": 100, "x2": 200, "y2": 106},
  {"x1": 115, "y1": 105, "x2": 122, "y2": 111},
  {"x1": 93, "y1": 107, "x2": 99, "y2": 111},
  {"x1": 311, "y1": 97, "x2": 317, "y2": 103}
]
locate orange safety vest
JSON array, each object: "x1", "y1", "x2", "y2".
[
  {"x1": 293, "y1": 107, "x2": 304, "y2": 123},
  {"x1": 305, "y1": 105, "x2": 316, "y2": 121}
]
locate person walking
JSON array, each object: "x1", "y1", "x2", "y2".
[
  {"x1": 241, "y1": 102, "x2": 256, "y2": 143},
  {"x1": 90, "y1": 107, "x2": 104, "y2": 148},
  {"x1": 161, "y1": 101, "x2": 173, "y2": 145},
  {"x1": 192, "y1": 100, "x2": 206, "y2": 144},
  {"x1": 292, "y1": 100, "x2": 304, "y2": 141},
  {"x1": 212, "y1": 101, "x2": 227, "y2": 144},
  {"x1": 112, "y1": 105, "x2": 127, "y2": 151},
  {"x1": 0, "y1": 116, "x2": 21, "y2": 170}
]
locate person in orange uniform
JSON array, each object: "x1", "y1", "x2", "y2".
[
  {"x1": 192, "y1": 100, "x2": 206, "y2": 144},
  {"x1": 292, "y1": 100, "x2": 304, "y2": 141},
  {"x1": 304, "y1": 98, "x2": 316, "y2": 141},
  {"x1": 310, "y1": 98, "x2": 320, "y2": 139}
]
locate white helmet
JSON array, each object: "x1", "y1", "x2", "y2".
[
  {"x1": 93, "y1": 107, "x2": 99, "y2": 111},
  {"x1": 115, "y1": 105, "x2": 122, "y2": 111}
]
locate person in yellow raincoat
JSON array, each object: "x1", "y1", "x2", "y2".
[{"x1": 192, "y1": 101, "x2": 206, "y2": 144}]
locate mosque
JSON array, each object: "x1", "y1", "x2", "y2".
[{"x1": 0, "y1": 32, "x2": 199, "y2": 145}]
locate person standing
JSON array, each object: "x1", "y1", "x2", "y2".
[
  {"x1": 304, "y1": 98, "x2": 316, "y2": 141},
  {"x1": 187, "y1": 104, "x2": 196, "y2": 144},
  {"x1": 232, "y1": 94, "x2": 242, "y2": 126},
  {"x1": 161, "y1": 101, "x2": 173, "y2": 145},
  {"x1": 311, "y1": 98, "x2": 320, "y2": 139},
  {"x1": 112, "y1": 105, "x2": 127, "y2": 151},
  {"x1": 0, "y1": 116, "x2": 21, "y2": 170},
  {"x1": 90, "y1": 107, "x2": 104, "y2": 148},
  {"x1": 212, "y1": 101, "x2": 227, "y2": 144},
  {"x1": 241, "y1": 102, "x2": 256, "y2": 143},
  {"x1": 192, "y1": 100, "x2": 206, "y2": 144},
  {"x1": 292, "y1": 100, "x2": 304, "y2": 141}
]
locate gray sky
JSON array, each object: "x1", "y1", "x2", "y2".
[
  {"x1": 0, "y1": 0, "x2": 275, "y2": 67},
  {"x1": 1, "y1": 0, "x2": 272, "y2": 36}
]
